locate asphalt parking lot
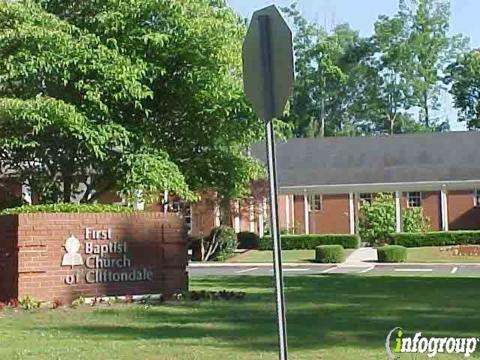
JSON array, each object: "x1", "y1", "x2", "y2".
[{"x1": 188, "y1": 263, "x2": 480, "y2": 277}]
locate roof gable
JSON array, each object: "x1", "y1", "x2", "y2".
[{"x1": 251, "y1": 131, "x2": 480, "y2": 188}]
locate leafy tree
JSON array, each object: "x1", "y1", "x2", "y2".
[
  {"x1": 283, "y1": 3, "x2": 423, "y2": 137},
  {"x1": 283, "y1": 2, "x2": 417, "y2": 136},
  {"x1": 0, "y1": 2, "x2": 191, "y2": 204},
  {"x1": 366, "y1": 10, "x2": 419, "y2": 135},
  {"x1": 403, "y1": 0, "x2": 467, "y2": 129},
  {"x1": 282, "y1": 4, "x2": 364, "y2": 137},
  {"x1": 359, "y1": 193, "x2": 396, "y2": 246},
  {"x1": 282, "y1": 0, "x2": 468, "y2": 137},
  {"x1": 41, "y1": 0, "x2": 265, "y2": 200},
  {"x1": 0, "y1": 0, "x2": 264, "y2": 205},
  {"x1": 193, "y1": 226, "x2": 237, "y2": 262},
  {"x1": 360, "y1": 193, "x2": 431, "y2": 245},
  {"x1": 446, "y1": 51, "x2": 480, "y2": 129},
  {"x1": 403, "y1": 207, "x2": 430, "y2": 233},
  {"x1": 364, "y1": 0, "x2": 466, "y2": 134}
]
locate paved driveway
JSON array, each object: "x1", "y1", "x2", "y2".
[{"x1": 188, "y1": 263, "x2": 480, "y2": 277}]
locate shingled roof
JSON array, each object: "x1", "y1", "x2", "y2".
[{"x1": 251, "y1": 131, "x2": 480, "y2": 193}]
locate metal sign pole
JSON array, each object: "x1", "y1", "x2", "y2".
[{"x1": 258, "y1": 14, "x2": 288, "y2": 360}]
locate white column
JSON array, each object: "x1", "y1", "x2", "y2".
[
  {"x1": 234, "y1": 201, "x2": 241, "y2": 233},
  {"x1": 441, "y1": 187, "x2": 449, "y2": 231},
  {"x1": 285, "y1": 195, "x2": 290, "y2": 233},
  {"x1": 214, "y1": 201, "x2": 221, "y2": 227},
  {"x1": 163, "y1": 190, "x2": 169, "y2": 214},
  {"x1": 249, "y1": 201, "x2": 255, "y2": 233},
  {"x1": 133, "y1": 190, "x2": 145, "y2": 211},
  {"x1": 395, "y1": 191, "x2": 402, "y2": 233},
  {"x1": 303, "y1": 193, "x2": 310, "y2": 235},
  {"x1": 354, "y1": 192, "x2": 360, "y2": 236},
  {"x1": 291, "y1": 195, "x2": 295, "y2": 234},
  {"x1": 22, "y1": 182, "x2": 32, "y2": 205},
  {"x1": 258, "y1": 200, "x2": 264, "y2": 237},
  {"x1": 349, "y1": 193, "x2": 355, "y2": 235}
]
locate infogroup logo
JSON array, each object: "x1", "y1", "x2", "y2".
[{"x1": 386, "y1": 327, "x2": 478, "y2": 359}]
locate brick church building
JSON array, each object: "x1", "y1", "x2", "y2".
[
  {"x1": 2, "y1": 131, "x2": 480, "y2": 238},
  {"x1": 190, "y1": 131, "x2": 480, "y2": 237}
]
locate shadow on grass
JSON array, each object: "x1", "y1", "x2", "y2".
[{"x1": 34, "y1": 276, "x2": 480, "y2": 352}]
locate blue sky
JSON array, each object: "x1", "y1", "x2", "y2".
[{"x1": 227, "y1": 0, "x2": 480, "y2": 131}]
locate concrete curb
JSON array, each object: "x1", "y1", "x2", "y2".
[
  {"x1": 188, "y1": 262, "x2": 327, "y2": 268},
  {"x1": 189, "y1": 262, "x2": 480, "y2": 268},
  {"x1": 373, "y1": 262, "x2": 480, "y2": 266}
]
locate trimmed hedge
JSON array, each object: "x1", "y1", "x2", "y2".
[
  {"x1": 377, "y1": 245, "x2": 407, "y2": 263},
  {"x1": 387, "y1": 231, "x2": 480, "y2": 248},
  {"x1": 0, "y1": 204, "x2": 135, "y2": 215},
  {"x1": 237, "y1": 232, "x2": 260, "y2": 250},
  {"x1": 315, "y1": 245, "x2": 345, "y2": 263},
  {"x1": 259, "y1": 234, "x2": 360, "y2": 250}
]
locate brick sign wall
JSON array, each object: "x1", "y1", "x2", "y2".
[{"x1": 0, "y1": 213, "x2": 188, "y2": 302}]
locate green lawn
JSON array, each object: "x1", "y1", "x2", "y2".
[
  {"x1": 228, "y1": 249, "x2": 354, "y2": 263},
  {"x1": 1, "y1": 276, "x2": 480, "y2": 359},
  {"x1": 408, "y1": 247, "x2": 480, "y2": 263},
  {"x1": 228, "y1": 249, "x2": 315, "y2": 263}
]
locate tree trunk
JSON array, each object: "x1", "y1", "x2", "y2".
[
  {"x1": 388, "y1": 111, "x2": 398, "y2": 136},
  {"x1": 203, "y1": 228, "x2": 221, "y2": 261},
  {"x1": 424, "y1": 91, "x2": 429, "y2": 128},
  {"x1": 320, "y1": 96, "x2": 325, "y2": 138},
  {"x1": 320, "y1": 75, "x2": 326, "y2": 138},
  {"x1": 219, "y1": 196, "x2": 231, "y2": 227},
  {"x1": 63, "y1": 175, "x2": 72, "y2": 203},
  {"x1": 81, "y1": 178, "x2": 116, "y2": 204}
]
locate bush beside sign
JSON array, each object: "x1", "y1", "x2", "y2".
[{"x1": 0, "y1": 213, "x2": 188, "y2": 302}]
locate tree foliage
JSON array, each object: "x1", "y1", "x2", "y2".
[
  {"x1": 360, "y1": 193, "x2": 430, "y2": 245},
  {"x1": 283, "y1": 4, "x2": 365, "y2": 137},
  {"x1": 360, "y1": 194, "x2": 396, "y2": 245},
  {"x1": 40, "y1": 0, "x2": 265, "y2": 200},
  {"x1": 0, "y1": 0, "x2": 264, "y2": 205},
  {"x1": 401, "y1": 0, "x2": 466, "y2": 129},
  {"x1": 282, "y1": 0, "x2": 468, "y2": 137},
  {"x1": 447, "y1": 51, "x2": 480, "y2": 129},
  {"x1": 403, "y1": 207, "x2": 430, "y2": 233},
  {"x1": 195, "y1": 226, "x2": 237, "y2": 262}
]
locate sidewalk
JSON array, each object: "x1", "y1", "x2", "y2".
[{"x1": 344, "y1": 247, "x2": 377, "y2": 266}]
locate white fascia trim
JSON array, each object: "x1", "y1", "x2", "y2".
[{"x1": 280, "y1": 180, "x2": 480, "y2": 195}]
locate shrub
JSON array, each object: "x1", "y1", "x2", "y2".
[
  {"x1": 259, "y1": 234, "x2": 360, "y2": 250},
  {"x1": 237, "y1": 232, "x2": 260, "y2": 249},
  {"x1": 387, "y1": 231, "x2": 480, "y2": 248},
  {"x1": 359, "y1": 193, "x2": 396, "y2": 246},
  {"x1": 360, "y1": 194, "x2": 433, "y2": 245},
  {"x1": 185, "y1": 290, "x2": 246, "y2": 301},
  {"x1": 315, "y1": 245, "x2": 346, "y2": 263},
  {"x1": 0, "y1": 203, "x2": 135, "y2": 215},
  {"x1": 18, "y1": 295, "x2": 42, "y2": 310},
  {"x1": 403, "y1": 207, "x2": 430, "y2": 233},
  {"x1": 198, "y1": 226, "x2": 237, "y2": 261},
  {"x1": 377, "y1": 245, "x2": 407, "y2": 263},
  {"x1": 71, "y1": 296, "x2": 86, "y2": 308}
]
